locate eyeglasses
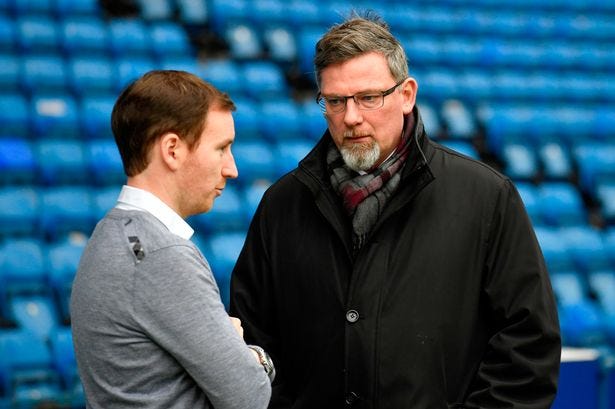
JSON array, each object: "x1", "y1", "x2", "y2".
[{"x1": 316, "y1": 79, "x2": 406, "y2": 114}]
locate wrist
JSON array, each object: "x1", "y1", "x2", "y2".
[{"x1": 247, "y1": 345, "x2": 276, "y2": 383}]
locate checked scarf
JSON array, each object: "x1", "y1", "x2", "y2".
[{"x1": 328, "y1": 116, "x2": 414, "y2": 254}]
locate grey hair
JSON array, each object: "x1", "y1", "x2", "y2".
[{"x1": 313, "y1": 11, "x2": 409, "y2": 89}]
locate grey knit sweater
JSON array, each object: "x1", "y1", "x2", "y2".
[{"x1": 70, "y1": 208, "x2": 271, "y2": 409}]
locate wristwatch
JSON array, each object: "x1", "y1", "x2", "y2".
[{"x1": 248, "y1": 345, "x2": 276, "y2": 383}]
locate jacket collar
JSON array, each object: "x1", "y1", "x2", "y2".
[
  {"x1": 294, "y1": 106, "x2": 436, "y2": 256},
  {"x1": 297, "y1": 106, "x2": 435, "y2": 190}
]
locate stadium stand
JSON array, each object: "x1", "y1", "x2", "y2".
[{"x1": 0, "y1": 0, "x2": 612, "y2": 407}]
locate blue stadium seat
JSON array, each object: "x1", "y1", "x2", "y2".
[
  {"x1": 210, "y1": 0, "x2": 248, "y2": 32},
  {"x1": 539, "y1": 142, "x2": 573, "y2": 180},
  {"x1": 274, "y1": 139, "x2": 312, "y2": 176},
  {"x1": 176, "y1": 0, "x2": 209, "y2": 25},
  {"x1": 501, "y1": 143, "x2": 539, "y2": 181},
  {"x1": 232, "y1": 141, "x2": 276, "y2": 186},
  {"x1": 480, "y1": 105, "x2": 537, "y2": 155},
  {"x1": 538, "y1": 182, "x2": 586, "y2": 226},
  {"x1": 597, "y1": 182, "x2": 615, "y2": 223},
  {"x1": 242, "y1": 181, "x2": 270, "y2": 220},
  {"x1": 242, "y1": 61, "x2": 287, "y2": 100},
  {"x1": 263, "y1": 26, "x2": 297, "y2": 63},
  {"x1": 47, "y1": 237, "x2": 86, "y2": 322},
  {"x1": 109, "y1": 19, "x2": 151, "y2": 58},
  {"x1": 0, "y1": 54, "x2": 19, "y2": 91},
  {"x1": 189, "y1": 185, "x2": 245, "y2": 233},
  {"x1": 232, "y1": 97, "x2": 261, "y2": 140},
  {"x1": 514, "y1": 182, "x2": 541, "y2": 226},
  {"x1": 92, "y1": 186, "x2": 121, "y2": 221},
  {"x1": 116, "y1": 56, "x2": 156, "y2": 92},
  {"x1": 286, "y1": 0, "x2": 322, "y2": 27},
  {"x1": 68, "y1": 56, "x2": 115, "y2": 97},
  {"x1": 79, "y1": 94, "x2": 116, "y2": 140},
  {"x1": 0, "y1": 187, "x2": 39, "y2": 237},
  {"x1": 0, "y1": 16, "x2": 15, "y2": 52},
  {"x1": 0, "y1": 238, "x2": 47, "y2": 298},
  {"x1": 20, "y1": 55, "x2": 68, "y2": 94},
  {"x1": 534, "y1": 226, "x2": 575, "y2": 273},
  {"x1": 40, "y1": 186, "x2": 94, "y2": 240},
  {"x1": 560, "y1": 226, "x2": 611, "y2": 273},
  {"x1": 206, "y1": 231, "x2": 246, "y2": 308},
  {"x1": 224, "y1": 23, "x2": 262, "y2": 60},
  {"x1": 296, "y1": 26, "x2": 324, "y2": 81},
  {"x1": 159, "y1": 56, "x2": 199, "y2": 73},
  {"x1": 16, "y1": 15, "x2": 59, "y2": 53},
  {"x1": 87, "y1": 139, "x2": 125, "y2": 186},
  {"x1": 588, "y1": 270, "x2": 615, "y2": 321},
  {"x1": 199, "y1": 59, "x2": 242, "y2": 96},
  {"x1": 49, "y1": 327, "x2": 83, "y2": 405},
  {"x1": 35, "y1": 139, "x2": 87, "y2": 185},
  {"x1": 401, "y1": 35, "x2": 442, "y2": 68},
  {"x1": 60, "y1": 16, "x2": 109, "y2": 56},
  {"x1": 0, "y1": 138, "x2": 35, "y2": 184},
  {"x1": 137, "y1": 0, "x2": 174, "y2": 20},
  {"x1": 9, "y1": 295, "x2": 59, "y2": 340},
  {"x1": 11, "y1": 0, "x2": 54, "y2": 15},
  {"x1": 149, "y1": 21, "x2": 193, "y2": 59},
  {"x1": 299, "y1": 99, "x2": 327, "y2": 141},
  {"x1": 259, "y1": 99, "x2": 299, "y2": 141},
  {"x1": 0, "y1": 94, "x2": 29, "y2": 138},
  {"x1": 55, "y1": 0, "x2": 100, "y2": 16},
  {"x1": 458, "y1": 70, "x2": 492, "y2": 103},
  {"x1": 0, "y1": 329, "x2": 62, "y2": 407},
  {"x1": 251, "y1": 0, "x2": 286, "y2": 28},
  {"x1": 573, "y1": 143, "x2": 615, "y2": 194},
  {"x1": 415, "y1": 69, "x2": 459, "y2": 101},
  {"x1": 551, "y1": 271, "x2": 607, "y2": 347},
  {"x1": 439, "y1": 140, "x2": 479, "y2": 160},
  {"x1": 440, "y1": 99, "x2": 476, "y2": 139},
  {"x1": 30, "y1": 94, "x2": 80, "y2": 139},
  {"x1": 417, "y1": 102, "x2": 442, "y2": 138}
]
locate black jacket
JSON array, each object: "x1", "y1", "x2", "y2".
[{"x1": 230, "y1": 109, "x2": 561, "y2": 409}]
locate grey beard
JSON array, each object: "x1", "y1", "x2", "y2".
[{"x1": 340, "y1": 142, "x2": 381, "y2": 172}]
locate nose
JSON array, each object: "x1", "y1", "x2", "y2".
[
  {"x1": 343, "y1": 98, "x2": 363, "y2": 127},
  {"x1": 222, "y1": 151, "x2": 239, "y2": 179}
]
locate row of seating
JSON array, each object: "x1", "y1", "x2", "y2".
[
  {"x1": 0, "y1": 0, "x2": 98, "y2": 17},
  {"x1": 0, "y1": 16, "x2": 192, "y2": 59},
  {"x1": 205, "y1": 0, "x2": 615, "y2": 39}
]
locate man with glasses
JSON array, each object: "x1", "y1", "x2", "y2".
[{"x1": 231, "y1": 12, "x2": 560, "y2": 409}]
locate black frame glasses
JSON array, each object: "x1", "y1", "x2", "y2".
[{"x1": 316, "y1": 79, "x2": 406, "y2": 114}]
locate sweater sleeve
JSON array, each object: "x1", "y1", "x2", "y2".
[
  {"x1": 464, "y1": 179, "x2": 561, "y2": 408},
  {"x1": 131, "y1": 243, "x2": 271, "y2": 409}
]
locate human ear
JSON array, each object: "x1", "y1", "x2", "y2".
[
  {"x1": 401, "y1": 77, "x2": 418, "y2": 115},
  {"x1": 160, "y1": 133, "x2": 184, "y2": 171}
]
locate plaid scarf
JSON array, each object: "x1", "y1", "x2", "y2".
[{"x1": 328, "y1": 116, "x2": 414, "y2": 253}]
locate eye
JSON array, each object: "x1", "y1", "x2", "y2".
[
  {"x1": 326, "y1": 97, "x2": 344, "y2": 107},
  {"x1": 358, "y1": 94, "x2": 379, "y2": 103}
]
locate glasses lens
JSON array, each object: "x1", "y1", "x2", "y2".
[{"x1": 356, "y1": 94, "x2": 383, "y2": 110}]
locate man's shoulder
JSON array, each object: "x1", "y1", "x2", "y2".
[{"x1": 100, "y1": 209, "x2": 190, "y2": 251}]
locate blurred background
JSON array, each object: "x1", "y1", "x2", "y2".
[{"x1": 0, "y1": 0, "x2": 613, "y2": 407}]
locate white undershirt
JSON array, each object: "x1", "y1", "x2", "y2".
[{"x1": 115, "y1": 185, "x2": 194, "y2": 240}]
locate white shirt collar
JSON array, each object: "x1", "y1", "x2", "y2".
[{"x1": 115, "y1": 185, "x2": 194, "y2": 240}]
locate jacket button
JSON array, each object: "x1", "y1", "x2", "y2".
[{"x1": 346, "y1": 310, "x2": 359, "y2": 323}]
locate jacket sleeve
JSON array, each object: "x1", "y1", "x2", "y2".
[
  {"x1": 464, "y1": 179, "x2": 561, "y2": 409},
  {"x1": 230, "y1": 200, "x2": 293, "y2": 408}
]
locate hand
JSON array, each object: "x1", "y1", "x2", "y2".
[{"x1": 229, "y1": 316, "x2": 244, "y2": 338}]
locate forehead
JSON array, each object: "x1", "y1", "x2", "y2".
[
  {"x1": 200, "y1": 109, "x2": 234, "y2": 144},
  {"x1": 319, "y1": 52, "x2": 394, "y2": 94}
]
